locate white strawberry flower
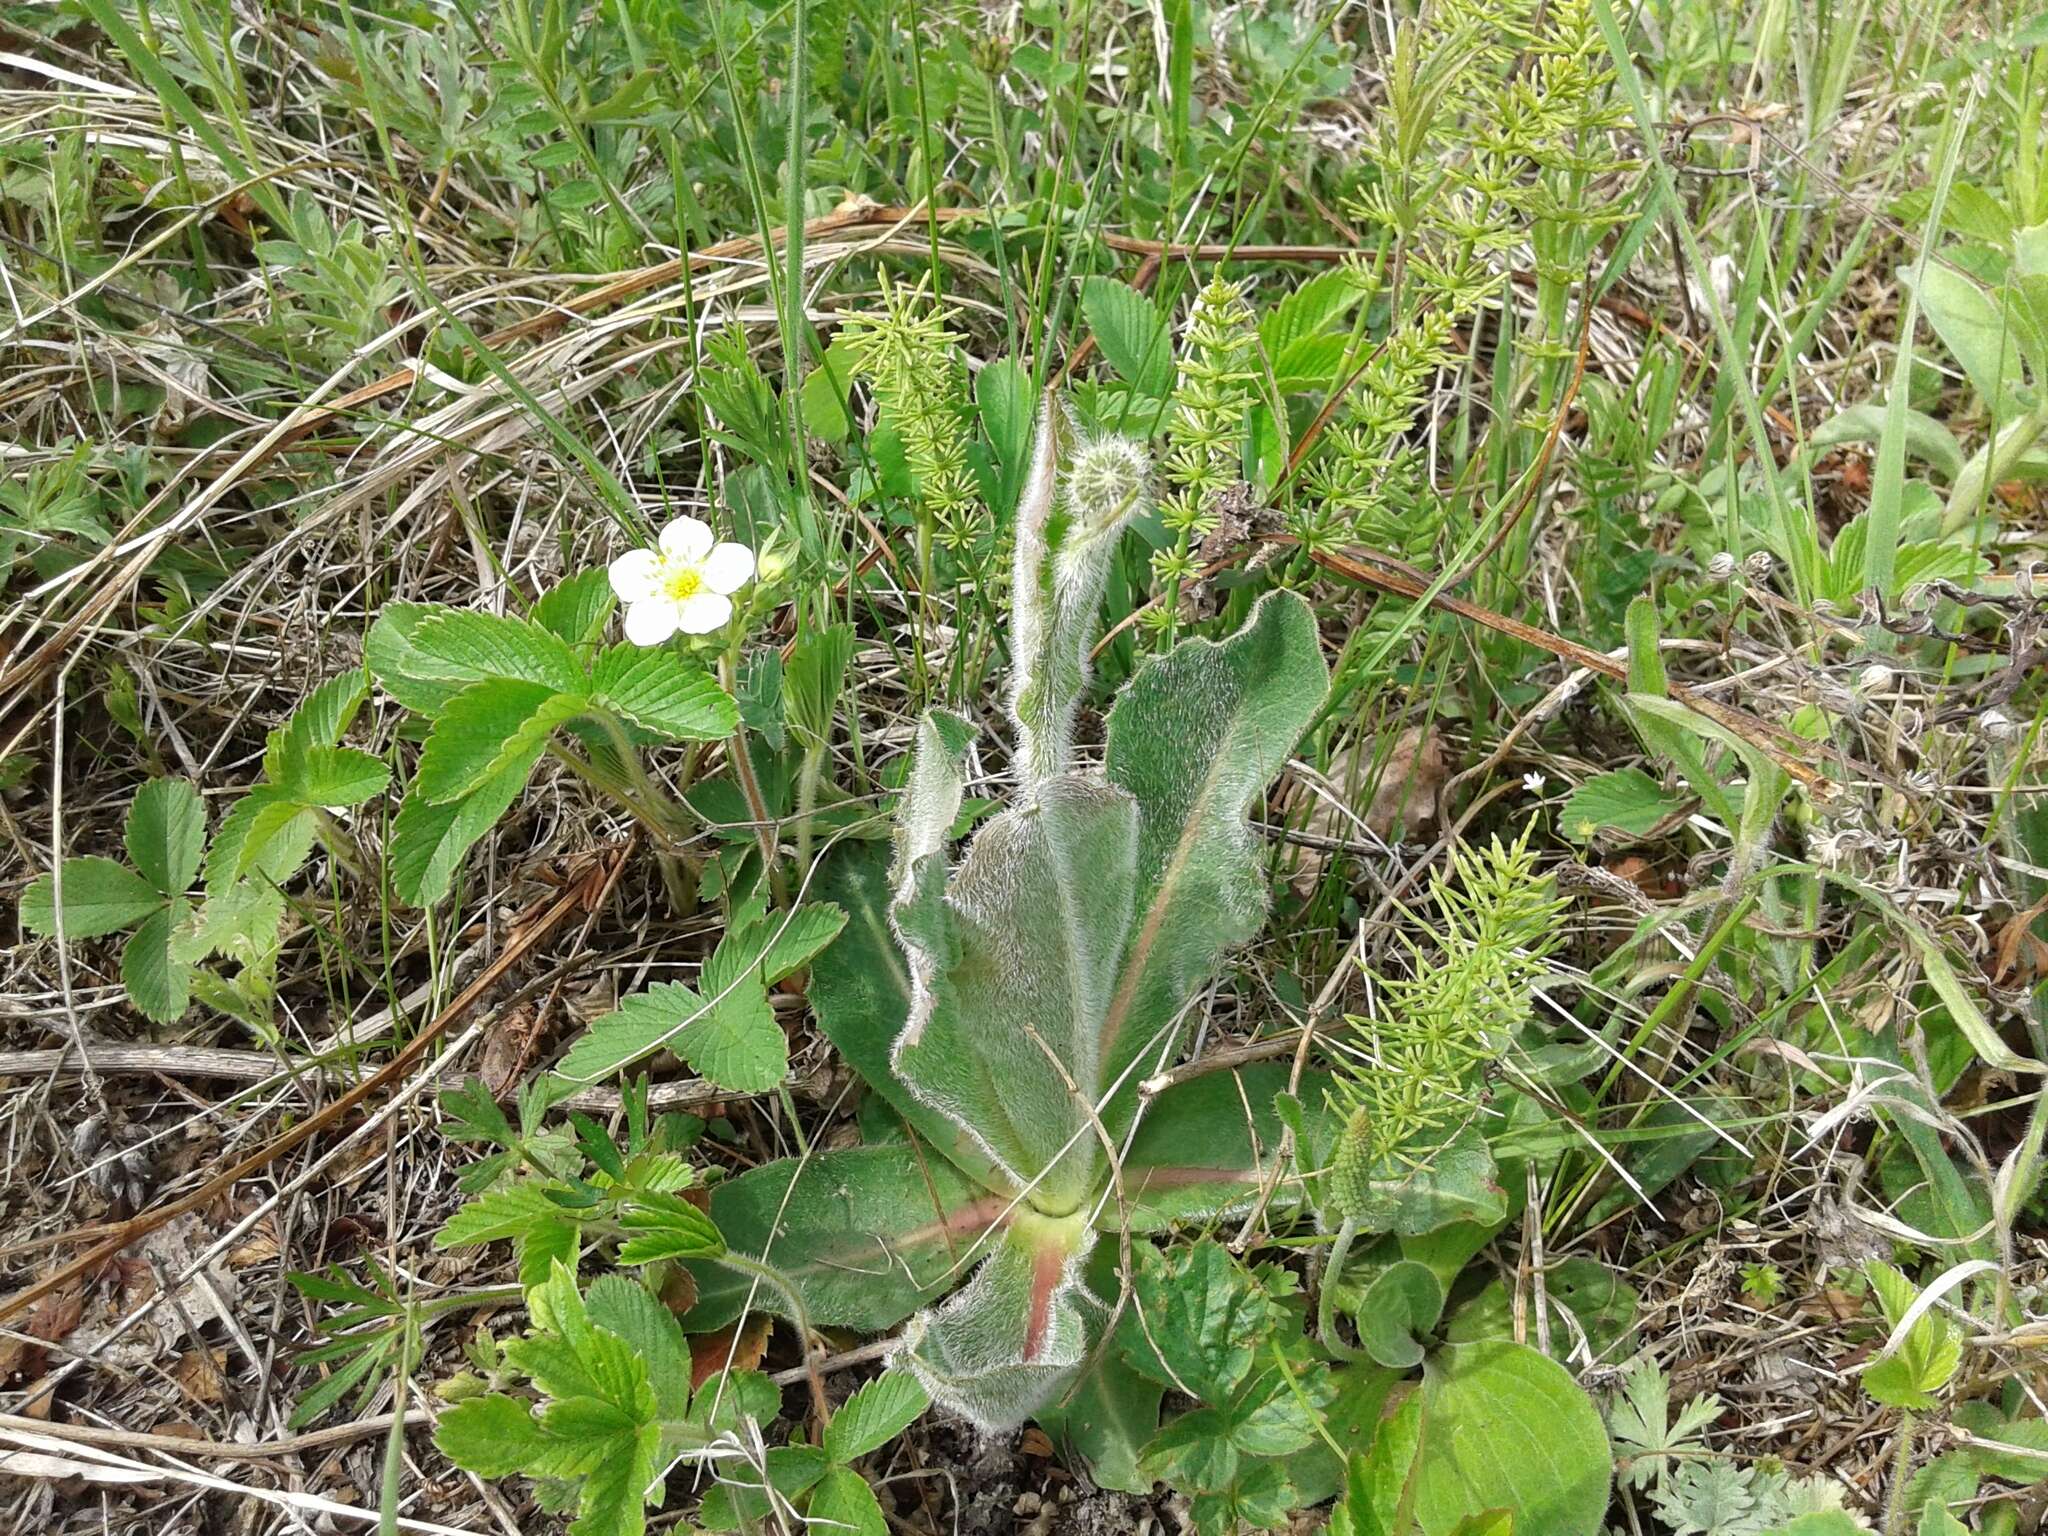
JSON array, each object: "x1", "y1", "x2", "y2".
[{"x1": 608, "y1": 516, "x2": 755, "y2": 645}]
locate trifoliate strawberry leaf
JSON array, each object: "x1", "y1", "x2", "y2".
[
  {"x1": 587, "y1": 646, "x2": 738, "y2": 741},
  {"x1": 559, "y1": 976, "x2": 789, "y2": 1094},
  {"x1": 697, "y1": 1445, "x2": 831, "y2": 1531},
  {"x1": 125, "y1": 777, "x2": 206, "y2": 895},
  {"x1": 1862, "y1": 1261, "x2": 1962, "y2": 1410},
  {"x1": 21, "y1": 856, "x2": 163, "y2": 938},
  {"x1": 711, "y1": 899, "x2": 847, "y2": 989},
  {"x1": 823, "y1": 1371, "x2": 929, "y2": 1463},
  {"x1": 367, "y1": 604, "x2": 581, "y2": 714}
]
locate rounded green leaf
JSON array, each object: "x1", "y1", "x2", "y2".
[
  {"x1": 1413, "y1": 1342, "x2": 1611, "y2": 1536},
  {"x1": 1357, "y1": 1260, "x2": 1444, "y2": 1370}
]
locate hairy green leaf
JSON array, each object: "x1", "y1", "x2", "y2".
[
  {"x1": 587, "y1": 646, "x2": 737, "y2": 740},
  {"x1": 125, "y1": 778, "x2": 206, "y2": 895},
  {"x1": 21, "y1": 857, "x2": 163, "y2": 938}
]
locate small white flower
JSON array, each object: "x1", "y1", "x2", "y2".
[
  {"x1": 1522, "y1": 771, "x2": 1547, "y2": 794},
  {"x1": 608, "y1": 517, "x2": 754, "y2": 645}
]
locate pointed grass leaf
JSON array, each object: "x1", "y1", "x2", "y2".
[
  {"x1": 588, "y1": 646, "x2": 738, "y2": 740},
  {"x1": 125, "y1": 778, "x2": 206, "y2": 894},
  {"x1": 22, "y1": 857, "x2": 163, "y2": 939}
]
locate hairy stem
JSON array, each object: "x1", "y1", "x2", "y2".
[{"x1": 1317, "y1": 1217, "x2": 1366, "y2": 1362}]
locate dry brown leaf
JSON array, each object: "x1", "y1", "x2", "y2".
[
  {"x1": 1281, "y1": 727, "x2": 1449, "y2": 895},
  {"x1": 0, "y1": 1287, "x2": 83, "y2": 1382},
  {"x1": 227, "y1": 1215, "x2": 281, "y2": 1269},
  {"x1": 173, "y1": 1347, "x2": 230, "y2": 1405},
  {"x1": 659, "y1": 1266, "x2": 698, "y2": 1318},
  {"x1": 689, "y1": 1314, "x2": 771, "y2": 1391}
]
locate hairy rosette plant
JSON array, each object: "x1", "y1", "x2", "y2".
[{"x1": 680, "y1": 406, "x2": 1330, "y2": 1436}]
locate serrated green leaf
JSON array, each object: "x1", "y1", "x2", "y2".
[
  {"x1": 203, "y1": 786, "x2": 317, "y2": 895},
  {"x1": 416, "y1": 678, "x2": 583, "y2": 804},
  {"x1": 558, "y1": 978, "x2": 787, "y2": 1093},
  {"x1": 122, "y1": 899, "x2": 194, "y2": 1021},
  {"x1": 263, "y1": 669, "x2": 372, "y2": 782},
  {"x1": 587, "y1": 646, "x2": 737, "y2": 741},
  {"x1": 711, "y1": 900, "x2": 848, "y2": 990},
  {"x1": 824, "y1": 1371, "x2": 929, "y2": 1463},
  {"x1": 125, "y1": 778, "x2": 206, "y2": 894},
  {"x1": 21, "y1": 857, "x2": 163, "y2": 938},
  {"x1": 583, "y1": 1274, "x2": 692, "y2": 1420},
  {"x1": 435, "y1": 1393, "x2": 555, "y2": 1477},
  {"x1": 532, "y1": 570, "x2": 617, "y2": 646},
  {"x1": 1117, "y1": 1239, "x2": 1278, "y2": 1403},
  {"x1": 1561, "y1": 768, "x2": 1689, "y2": 843},
  {"x1": 517, "y1": 1216, "x2": 582, "y2": 1291},
  {"x1": 390, "y1": 756, "x2": 535, "y2": 907},
  {"x1": 436, "y1": 1181, "x2": 577, "y2": 1248},
  {"x1": 1080, "y1": 276, "x2": 1172, "y2": 397},
  {"x1": 616, "y1": 1190, "x2": 724, "y2": 1264},
  {"x1": 807, "y1": 1467, "x2": 887, "y2": 1536},
  {"x1": 1862, "y1": 1261, "x2": 1962, "y2": 1410},
  {"x1": 276, "y1": 746, "x2": 389, "y2": 807},
  {"x1": 367, "y1": 604, "x2": 581, "y2": 714}
]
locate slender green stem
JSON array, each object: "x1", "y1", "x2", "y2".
[
  {"x1": 715, "y1": 1251, "x2": 828, "y2": 1424},
  {"x1": 1317, "y1": 1217, "x2": 1365, "y2": 1361}
]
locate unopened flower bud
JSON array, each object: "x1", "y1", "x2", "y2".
[
  {"x1": 1706, "y1": 552, "x2": 1737, "y2": 583},
  {"x1": 1857, "y1": 663, "x2": 1893, "y2": 695},
  {"x1": 1981, "y1": 709, "x2": 2019, "y2": 743},
  {"x1": 1063, "y1": 433, "x2": 1153, "y2": 534},
  {"x1": 1742, "y1": 551, "x2": 1775, "y2": 583}
]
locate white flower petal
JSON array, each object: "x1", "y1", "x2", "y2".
[
  {"x1": 674, "y1": 591, "x2": 733, "y2": 634},
  {"x1": 608, "y1": 548, "x2": 661, "y2": 602},
  {"x1": 623, "y1": 597, "x2": 682, "y2": 646},
  {"x1": 657, "y1": 516, "x2": 714, "y2": 563},
  {"x1": 700, "y1": 541, "x2": 755, "y2": 595}
]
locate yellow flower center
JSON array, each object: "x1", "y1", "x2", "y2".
[{"x1": 661, "y1": 563, "x2": 704, "y2": 603}]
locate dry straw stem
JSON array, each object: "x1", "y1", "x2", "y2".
[
  {"x1": 0, "y1": 199, "x2": 984, "y2": 715},
  {"x1": 0, "y1": 847, "x2": 624, "y2": 1327}
]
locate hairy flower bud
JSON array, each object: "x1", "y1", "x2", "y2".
[{"x1": 1063, "y1": 432, "x2": 1153, "y2": 533}]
